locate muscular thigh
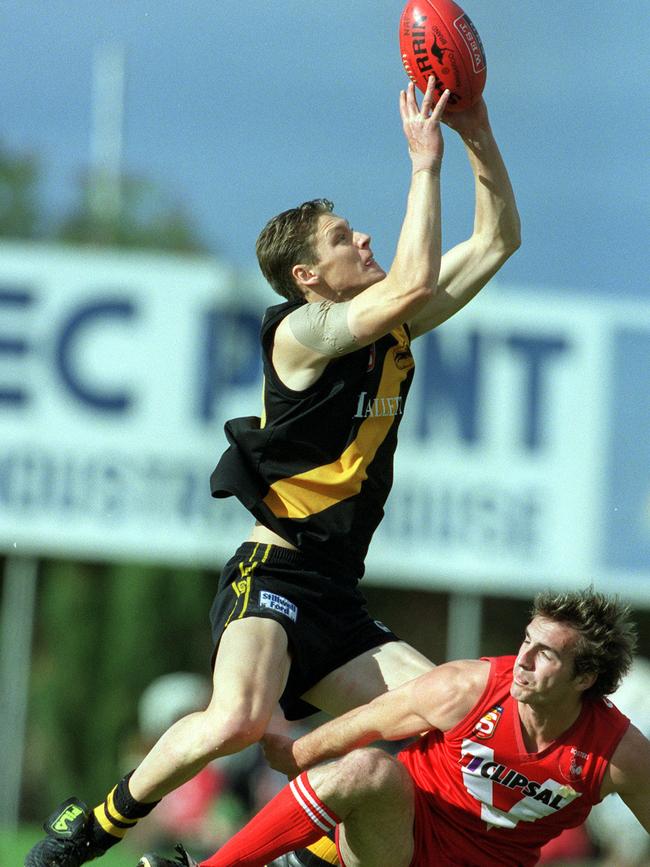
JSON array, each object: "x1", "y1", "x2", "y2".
[
  {"x1": 209, "y1": 617, "x2": 291, "y2": 721},
  {"x1": 303, "y1": 641, "x2": 435, "y2": 717}
]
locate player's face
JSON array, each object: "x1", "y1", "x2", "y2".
[
  {"x1": 310, "y1": 214, "x2": 386, "y2": 298},
  {"x1": 511, "y1": 616, "x2": 586, "y2": 706}
]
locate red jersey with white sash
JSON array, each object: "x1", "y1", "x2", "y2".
[{"x1": 398, "y1": 655, "x2": 629, "y2": 867}]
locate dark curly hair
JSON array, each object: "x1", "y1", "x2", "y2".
[
  {"x1": 255, "y1": 198, "x2": 334, "y2": 300},
  {"x1": 531, "y1": 588, "x2": 638, "y2": 698}
]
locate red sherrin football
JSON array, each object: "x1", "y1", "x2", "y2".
[{"x1": 399, "y1": 0, "x2": 487, "y2": 112}]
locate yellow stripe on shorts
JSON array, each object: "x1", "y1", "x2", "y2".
[{"x1": 224, "y1": 544, "x2": 271, "y2": 627}]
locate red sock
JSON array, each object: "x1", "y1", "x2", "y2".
[{"x1": 200, "y1": 771, "x2": 339, "y2": 867}]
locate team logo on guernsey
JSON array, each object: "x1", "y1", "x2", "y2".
[
  {"x1": 559, "y1": 746, "x2": 590, "y2": 782},
  {"x1": 394, "y1": 348, "x2": 413, "y2": 370},
  {"x1": 473, "y1": 704, "x2": 503, "y2": 739},
  {"x1": 391, "y1": 327, "x2": 414, "y2": 371}
]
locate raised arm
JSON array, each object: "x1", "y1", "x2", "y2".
[
  {"x1": 343, "y1": 77, "x2": 449, "y2": 342},
  {"x1": 263, "y1": 659, "x2": 489, "y2": 777},
  {"x1": 600, "y1": 723, "x2": 650, "y2": 832},
  {"x1": 408, "y1": 98, "x2": 521, "y2": 338},
  {"x1": 272, "y1": 78, "x2": 450, "y2": 391}
]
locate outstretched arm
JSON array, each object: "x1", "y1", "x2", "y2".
[
  {"x1": 263, "y1": 659, "x2": 489, "y2": 777},
  {"x1": 409, "y1": 98, "x2": 521, "y2": 338}
]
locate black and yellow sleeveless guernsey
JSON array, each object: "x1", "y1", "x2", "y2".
[{"x1": 210, "y1": 298, "x2": 416, "y2": 585}]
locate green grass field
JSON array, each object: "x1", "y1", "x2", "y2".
[
  {"x1": 1, "y1": 826, "x2": 141, "y2": 867},
  {"x1": 0, "y1": 825, "x2": 620, "y2": 867}
]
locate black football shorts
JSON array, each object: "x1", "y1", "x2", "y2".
[{"x1": 209, "y1": 541, "x2": 398, "y2": 719}]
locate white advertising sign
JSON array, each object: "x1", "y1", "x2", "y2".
[{"x1": 1, "y1": 242, "x2": 648, "y2": 603}]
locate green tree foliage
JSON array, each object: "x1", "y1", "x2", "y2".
[
  {"x1": 0, "y1": 143, "x2": 40, "y2": 238},
  {"x1": 0, "y1": 140, "x2": 207, "y2": 253},
  {"x1": 23, "y1": 562, "x2": 215, "y2": 814},
  {"x1": 56, "y1": 174, "x2": 207, "y2": 253}
]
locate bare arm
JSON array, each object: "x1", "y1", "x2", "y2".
[
  {"x1": 344, "y1": 79, "x2": 448, "y2": 343},
  {"x1": 600, "y1": 723, "x2": 650, "y2": 832},
  {"x1": 409, "y1": 99, "x2": 521, "y2": 338},
  {"x1": 272, "y1": 78, "x2": 449, "y2": 391},
  {"x1": 263, "y1": 659, "x2": 489, "y2": 776}
]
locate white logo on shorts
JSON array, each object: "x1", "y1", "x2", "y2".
[
  {"x1": 374, "y1": 620, "x2": 392, "y2": 633},
  {"x1": 259, "y1": 591, "x2": 298, "y2": 622}
]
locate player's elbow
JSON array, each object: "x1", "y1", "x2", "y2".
[
  {"x1": 400, "y1": 282, "x2": 438, "y2": 321},
  {"x1": 475, "y1": 223, "x2": 521, "y2": 273},
  {"x1": 504, "y1": 222, "x2": 522, "y2": 257},
  {"x1": 477, "y1": 209, "x2": 521, "y2": 264},
  {"x1": 350, "y1": 280, "x2": 434, "y2": 344},
  {"x1": 400, "y1": 260, "x2": 442, "y2": 302},
  {"x1": 411, "y1": 280, "x2": 438, "y2": 303},
  {"x1": 495, "y1": 233, "x2": 521, "y2": 268},
  {"x1": 389, "y1": 251, "x2": 440, "y2": 296},
  {"x1": 496, "y1": 213, "x2": 522, "y2": 259}
]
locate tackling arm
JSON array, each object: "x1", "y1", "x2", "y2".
[
  {"x1": 409, "y1": 98, "x2": 521, "y2": 338},
  {"x1": 263, "y1": 659, "x2": 488, "y2": 777}
]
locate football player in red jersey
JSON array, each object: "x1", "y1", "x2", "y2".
[{"x1": 138, "y1": 589, "x2": 648, "y2": 867}]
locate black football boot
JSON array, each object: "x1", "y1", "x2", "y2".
[{"x1": 24, "y1": 798, "x2": 107, "y2": 866}]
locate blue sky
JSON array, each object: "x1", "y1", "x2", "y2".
[{"x1": 3, "y1": 0, "x2": 649, "y2": 296}]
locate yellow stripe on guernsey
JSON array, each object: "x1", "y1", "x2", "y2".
[
  {"x1": 93, "y1": 787, "x2": 137, "y2": 838},
  {"x1": 260, "y1": 375, "x2": 267, "y2": 428},
  {"x1": 263, "y1": 328, "x2": 412, "y2": 519}
]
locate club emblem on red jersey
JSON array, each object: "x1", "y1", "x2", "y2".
[
  {"x1": 559, "y1": 746, "x2": 590, "y2": 782},
  {"x1": 473, "y1": 704, "x2": 503, "y2": 739}
]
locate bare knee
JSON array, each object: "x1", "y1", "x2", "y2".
[
  {"x1": 310, "y1": 748, "x2": 409, "y2": 810},
  {"x1": 344, "y1": 748, "x2": 407, "y2": 798},
  {"x1": 193, "y1": 705, "x2": 268, "y2": 760}
]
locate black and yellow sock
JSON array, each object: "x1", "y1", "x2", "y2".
[
  {"x1": 90, "y1": 771, "x2": 159, "y2": 851},
  {"x1": 305, "y1": 834, "x2": 339, "y2": 864}
]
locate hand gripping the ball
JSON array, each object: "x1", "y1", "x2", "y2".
[
  {"x1": 442, "y1": 95, "x2": 490, "y2": 141},
  {"x1": 400, "y1": 75, "x2": 450, "y2": 173}
]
